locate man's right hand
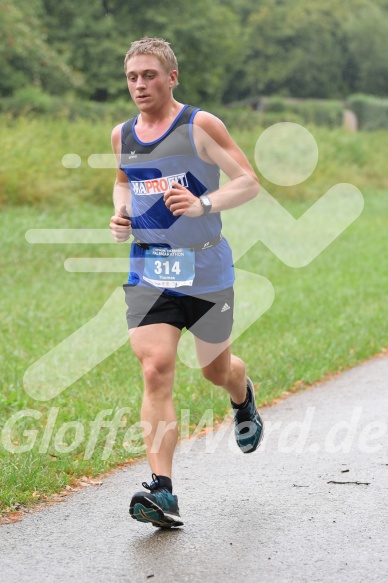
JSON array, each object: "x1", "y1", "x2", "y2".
[{"x1": 110, "y1": 205, "x2": 132, "y2": 242}]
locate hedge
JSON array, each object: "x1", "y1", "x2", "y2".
[{"x1": 347, "y1": 94, "x2": 388, "y2": 131}]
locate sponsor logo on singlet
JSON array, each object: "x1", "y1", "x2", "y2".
[{"x1": 130, "y1": 173, "x2": 189, "y2": 195}]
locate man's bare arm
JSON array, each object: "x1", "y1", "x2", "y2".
[
  {"x1": 164, "y1": 112, "x2": 259, "y2": 217},
  {"x1": 194, "y1": 111, "x2": 259, "y2": 212},
  {"x1": 110, "y1": 124, "x2": 132, "y2": 242}
]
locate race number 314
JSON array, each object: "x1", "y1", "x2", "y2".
[{"x1": 154, "y1": 260, "x2": 181, "y2": 275}]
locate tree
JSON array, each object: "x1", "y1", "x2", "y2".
[
  {"x1": 108, "y1": 0, "x2": 242, "y2": 104},
  {"x1": 42, "y1": 0, "x2": 124, "y2": 100},
  {"x1": 0, "y1": 0, "x2": 80, "y2": 97},
  {"x1": 2, "y1": 0, "x2": 387, "y2": 104},
  {"x1": 242, "y1": 0, "x2": 388, "y2": 99},
  {"x1": 344, "y1": 3, "x2": 388, "y2": 96},
  {"x1": 244, "y1": 0, "x2": 352, "y2": 98}
]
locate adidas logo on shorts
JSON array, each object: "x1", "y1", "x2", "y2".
[{"x1": 221, "y1": 303, "x2": 231, "y2": 313}]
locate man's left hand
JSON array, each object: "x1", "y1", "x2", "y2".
[{"x1": 164, "y1": 181, "x2": 202, "y2": 217}]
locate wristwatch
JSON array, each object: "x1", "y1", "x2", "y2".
[{"x1": 199, "y1": 195, "x2": 212, "y2": 215}]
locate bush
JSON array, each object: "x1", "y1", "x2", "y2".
[
  {"x1": 259, "y1": 111, "x2": 305, "y2": 128},
  {"x1": 347, "y1": 94, "x2": 388, "y2": 131},
  {"x1": 206, "y1": 105, "x2": 260, "y2": 130},
  {"x1": 264, "y1": 97, "x2": 344, "y2": 128},
  {"x1": 2, "y1": 114, "x2": 388, "y2": 208},
  {"x1": 0, "y1": 89, "x2": 136, "y2": 122},
  {"x1": 0, "y1": 87, "x2": 57, "y2": 116},
  {"x1": 206, "y1": 105, "x2": 304, "y2": 131},
  {"x1": 262, "y1": 97, "x2": 288, "y2": 113}
]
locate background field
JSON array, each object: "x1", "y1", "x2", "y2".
[{"x1": 1, "y1": 118, "x2": 388, "y2": 515}]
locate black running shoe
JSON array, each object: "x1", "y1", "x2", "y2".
[
  {"x1": 129, "y1": 473, "x2": 183, "y2": 528},
  {"x1": 231, "y1": 377, "x2": 264, "y2": 453}
]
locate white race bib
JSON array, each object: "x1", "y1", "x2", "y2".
[{"x1": 143, "y1": 247, "x2": 195, "y2": 288}]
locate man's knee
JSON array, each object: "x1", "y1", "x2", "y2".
[
  {"x1": 202, "y1": 366, "x2": 229, "y2": 387},
  {"x1": 141, "y1": 358, "x2": 174, "y2": 392}
]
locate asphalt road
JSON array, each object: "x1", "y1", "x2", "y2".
[{"x1": 1, "y1": 356, "x2": 387, "y2": 583}]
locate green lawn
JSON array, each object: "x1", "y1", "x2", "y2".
[
  {"x1": 2, "y1": 115, "x2": 388, "y2": 207},
  {"x1": 1, "y1": 117, "x2": 388, "y2": 514},
  {"x1": 1, "y1": 189, "x2": 387, "y2": 514}
]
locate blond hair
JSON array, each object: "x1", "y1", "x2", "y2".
[{"x1": 124, "y1": 38, "x2": 179, "y2": 88}]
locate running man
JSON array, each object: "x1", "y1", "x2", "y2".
[{"x1": 110, "y1": 37, "x2": 264, "y2": 528}]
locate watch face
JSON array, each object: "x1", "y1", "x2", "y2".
[{"x1": 200, "y1": 196, "x2": 212, "y2": 214}]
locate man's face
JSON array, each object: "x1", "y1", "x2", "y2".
[{"x1": 125, "y1": 55, "x2": 176, "y2": 112}]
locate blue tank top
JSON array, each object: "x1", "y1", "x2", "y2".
[{"x1": 120, "y1": 104, "x2": 235, "y2": 295}]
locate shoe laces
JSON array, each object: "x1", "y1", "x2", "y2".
[
  {"x1": 142, "y1": 472, "x2": 161, "y2": 492},
  {"x1": 236, "y1": 410, "x2": 257, "y2": 436},
  {"x1": 141, "y1": 474, "x2": 175, "y2": 508},
  {"x1": 235, "y1": 406, "x2": 253, "y2": 424},
  {"x1": 234, "y1": 389, "x2": 257, "y2": 433},
  {"x1": 234, "y1": 387, "x2": 254, "y2": 422}
]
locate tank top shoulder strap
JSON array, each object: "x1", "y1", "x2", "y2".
[
  {"x1": 121, "y1": 116, "x2": 137, "y2": 151},
  {"x1": 173, "y1": 104, "x2": 200, "y2": 129}
]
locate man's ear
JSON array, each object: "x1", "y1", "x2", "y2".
[{"x1": 169, "y1": 69, "x2": 178, "y2": 88}]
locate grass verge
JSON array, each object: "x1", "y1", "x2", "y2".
[
  {"x1": 2, "y1": 114, "x2": 388, "y2": 206},
  {"x1": 0, "y1": 189, "x2": 387, "y2": 514}
]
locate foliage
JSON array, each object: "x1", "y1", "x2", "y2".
[
  {"x1": 344, "y1": 3, "x2": 388, "y2": 97},
  {"x1": 0, "y1": 87, "x2": 136, "y2": 120},
  {"x1": 40, "y1": 0, "x2": 241, "y2": 104},
  {"x1": 347, "y1": 94, "x2": 388, "y2": 131},
  {"x1": 264, "y1": 97, "x2": 344, "y2": 128},
  {"x1": 0, "y1": 0, "x2": 81, "y2": 96},
  {"x1": 41, "y1": 0, "x2": 124, "y2": 101},
  {"x1": 244, "y1": 0, "x2": 388, "y2": 99},
  {"x1": 2, "y1": 115, "x2": 388, "y2": 209},
  {"x1": 1, "y1": 0, "x2": 388, "y2": 104},
  {"x1": 207, "y1": 105, "x2": 305, "y2": 131}
]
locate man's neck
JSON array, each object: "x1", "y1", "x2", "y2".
[
  {"x1": 135, "y1": 100, "x2": 184, "y2": 141},
  {"x1": 138, "y1": 99, "x2": 181, "y2": 124}
]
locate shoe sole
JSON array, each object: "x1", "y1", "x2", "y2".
[{"x1": 129, "y1": 496, "x2": 184, "y2": 528}]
